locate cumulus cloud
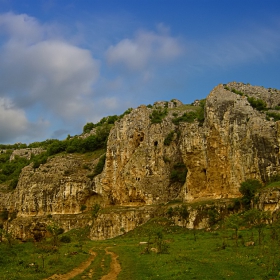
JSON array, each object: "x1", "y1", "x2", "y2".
[
  {"x1": 0, "y1": 12, "x2": 100, "y2": 142},
  {"x1": 106, "y1": 27, "x2": 184, "y2": 71},
  {"x1": 0, "y1": 40, "x2": 99, "y2": 116},
  {"x1": 0, "y1": 97, "x2": 48, "y2": 143},
  {"x1": 0, "y1": 12, "x2": 42, "y2": 43}
]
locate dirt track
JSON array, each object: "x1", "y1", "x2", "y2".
[
  {"x1": 100, "y1": 247, "x2": 121, "y2": 280},
  {"x1": 44, "y1": 247, "x2": 121, "y2": 280},
  {"x1": 43, "y1": 250, "x2": 96, "y2": 280}
]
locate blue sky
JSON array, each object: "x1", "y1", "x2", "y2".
[{"x1": 0, "y1": 0, "x2": 280, "y2": 144}]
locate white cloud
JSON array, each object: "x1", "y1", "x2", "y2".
[
  {"x1": 106, "y1": 28, "x2": 184, "y2": 71},
  {"x1": 0, "y1": 12, "x2": 100, "y2": 140},
  {"x1": 0, "y1": 97, "x2": 47, "y2": 143},
  {"x1": 0, "y1": 12, "x2": 42, "y2": 43}
]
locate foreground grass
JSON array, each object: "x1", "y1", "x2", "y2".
[
  {"x1": 1, "y1": 219, "x2": 280, "y2": 279},
  {"x1": 111, "y1": 222, "x2": 279, "y2": 280}
]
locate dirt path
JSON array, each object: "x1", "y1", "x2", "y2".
[
  {"x1": 100, "y1": 247, "x2": 121, "y2": 280},
  {"x1": 44, "y1": 250, "x2": 96, "y2": 280}
]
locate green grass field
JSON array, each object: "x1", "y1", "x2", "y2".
[{"x1": 0, "y1": 218, "x2": 280, "y2": 279}]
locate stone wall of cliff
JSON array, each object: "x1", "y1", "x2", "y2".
[{"x1": 2, "y1": 82, "x2": 280, "y2": 240}]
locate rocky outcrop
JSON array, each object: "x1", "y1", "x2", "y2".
[
  {"x1": 98, "y1": 104, "x2": 186, "y2": 206},
  {"x1": 184, "y1": 84, "x2": 280, "y2": 200},
  {"x1": 9, "y1": 148, "x2": 45, "y2": 161},
  {"x1": 98, "y1": 83, "x2": 280, "y2": 205},
  {"x1": 256, "y1": 187, "x2": 280, "y2": 212},
  {"x1": 2, "y1": 82, "x2": 280, "y2": 240},
  {"x1": 5, "y1": 154, "x2": 104, "y2": 216}
]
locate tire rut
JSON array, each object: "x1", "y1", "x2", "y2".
[{"x1": 100, "y1": 247, "x2": 121, "y2": 280}]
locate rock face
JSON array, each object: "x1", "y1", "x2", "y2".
[
  {"x1": 98, "y1": 83, "x2": 280, "y2": 204},
  {"x1": 9, "y1": 148, "x2": 45, "y2": 161},
  {"x1": 2, "y1": 82, "x2": 280, "y2": 240},
  {"x1": 98, "y1": 103, "x2": 186, "y2": 206},
  {"x1": 257, "y1": 187, "x2": 280, "y2": 212}
]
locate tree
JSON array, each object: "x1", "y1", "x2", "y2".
[
  {"x1": 225, "y1": 213, "x2": 243, "y2": 246},
  {"x1": 155, "y1": 230, "x2": 169, "y2": 254},
  {"x1": 244, "y1": 209, "x2": 270, "y2": 245},
  {"x1": 83, "y1": 122, "x2": 95, "y2": 133},
  {"x1": 47, "y1": 223, "x2": 64, "y2": 246},
  {"x1": 239, "y1": 179, "x2": 262, "y2": 209},
  {"x1": 208, "y1": 208, "x2": 220, "y2": 229},
  {"x1": 178, "y1": 205, "x2": 189, "y2": 227}
]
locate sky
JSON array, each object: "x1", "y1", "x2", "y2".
[{"x1": 0, "y1": 0, "x2": 280, "y2": 144}]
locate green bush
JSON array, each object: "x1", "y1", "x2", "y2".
[
  {"x1": 83, "y1": 122, "x2": 95, "y2": 133},
  {"x1": 172, "y1": 100, "x2": 205, "y2": 125},
  {"x1": 170, "y1": 163, "x2": 187, "y2": 184},
  {"x1": 149, "y1": 108, "x2": 168, "y2": 124},
  {"x1": 60, "y1": 235, "x2": 71, "y2": 243},
  {"x1": 93, "y1": 154, "x2": 106, "y2": 176},
  {"x1": 48, "y1": 140, "x2": 68, "y2": 155},
  {"x1": 32, "y1": 153, "x2": 48, "y2": 169},
  {"x1": 0, "y1": 156, "x2": 29, "y2": 186},
  {"x1": 164, "y1": 131, "x2": 175, "y2": 146},
  {"x1": 87, "y1": 154, "x2": 106, "y2": 179},
  {"x1": 172, "y1": 111, "x2": 197, "y2": 125},
  {"x1": 266, "y1": 112, "x2": 280, "y2": 121},
  {"x1": 239, "y1": 179, "x2": 262, "y2": 209},
  {"x1": 231, "y1": 88, "x2": 244, "y2": 96},
  {"x1": 247, "y1": 97, "x2": 267, "y2": 111}
]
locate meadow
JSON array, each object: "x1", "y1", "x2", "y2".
[{"x1": 0, "y1": 218, "x2": 280, "y2": 280}]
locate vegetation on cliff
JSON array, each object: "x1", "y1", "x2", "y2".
[{"x1": 224, "y1": 82, "x2": 280, "y2": 120}]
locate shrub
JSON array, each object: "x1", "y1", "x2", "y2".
[
  {"x1": 83, "y1": 122, "x2": 95, "y2": 133},
  {"x1": 47, "y1": 140, "x2": 67, "y2": 155},
  {"x1": 9, "y1": 178, "x2": 18, "y2": 189},
  {"x1": 239, "y1": 179, "x2": 262, "y2": 209},
  {"x1": 170, "y1": 163, "x2": 187, "y2": 184},
  {"x1": 172, "y1": 111, "x2": 197, "y2": 125},
  {"x1": 247, "y1": 97, "x2": 267, "y2": 111},
  {"x1": 231, "y1": 88, "x2": 244, "y2": 96},
  {"x1": 172, "y1": 101, "x2": 205, "y2": 125},
  {"x1": 60, "y1": 235, "x2": 71, "y2": 243},
  {"x1": 32, "y1": 153, "x2": 48, "y2": 169},
  {"x1": 93, "y1": 154, "x2": 106, "y2": 176},
  {"x1": 149, "y1": 108, "x2": 168, "y2": 124},
  {"x1": 266, "y1": 112, "x2": 280, "y2": 121},
  {"x1": 164, "y1": 131, "x2": 175, "y2": 146},
  {"x1": 87, "y1": 154, "x2": 106, "y2": 179}
]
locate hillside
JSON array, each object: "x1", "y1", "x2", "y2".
[{"x1": 1, "y1": 82, "x2": 280, "y2": 241}]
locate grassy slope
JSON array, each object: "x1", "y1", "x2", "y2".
[{"x1": 1, "y1": 219, "x2": 279, "y2": 280}]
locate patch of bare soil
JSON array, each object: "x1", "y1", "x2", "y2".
[
  {"x1": 44, "y1": 250, "x2": 96, "y2": 280},
  {"x1": 100, "y1": 247, "x2": 121, "y2": 280}
]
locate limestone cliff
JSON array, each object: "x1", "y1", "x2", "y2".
[
  {"x1": 2, "y1": 82, "x2": 280, "y2": 240},
  {"x1": 98, "y1": 83, "x2": 280, "y2": 204}
]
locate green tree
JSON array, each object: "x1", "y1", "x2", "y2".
[
  {"x1": 164, "y1": 131, "x2": 175, "y2": 146},
  {"x1": 47, "y1": 140, "x2": 67, "y2": 155},
  {"x1": 225, "y1": 213, "x2": 243, "y2": 247},
  {"x1": 47, "y1": 223, "x2": 64, "y2": 246},
  {"x1": 83, "y1": 122, "x2": 95, "y2": 133},
  {"x1": 208, "y1": 208, "x2": 220, "y2": 228},
  {"x1": 244, "y1": 209, "x2": 270, "y2": 245},
  {"x1": 239, "y1": 179, "x2": 262, "y2": 209},
  {"x1": 178, "y1": 205, "x2": 189, "y2": 227}
]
